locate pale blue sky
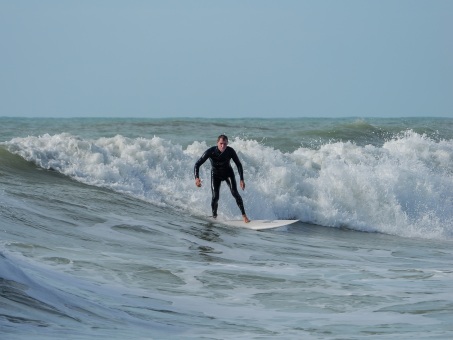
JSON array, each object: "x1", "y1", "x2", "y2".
[{"x1": 1, "y1": 0, "x2": 452, "y2": 118}]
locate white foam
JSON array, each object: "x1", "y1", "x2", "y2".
[{"x1": 5, "y1": 131, "x2": 453, "y2": 240}]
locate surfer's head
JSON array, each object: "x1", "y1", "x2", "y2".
[
  {"x1": 217, "y1": 134, "x2": 228, "y2": 142},
  {"x1": 217, "y1": 134, "x2": 228, "y2": 152}
]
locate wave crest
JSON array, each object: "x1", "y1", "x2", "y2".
[{"x1": 4, "y1": 131, "x2": 453, "y2": 240}]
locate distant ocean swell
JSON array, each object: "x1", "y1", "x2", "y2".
[{"x1": 3, "y1": 128, "x2": 452, "y2": 241}]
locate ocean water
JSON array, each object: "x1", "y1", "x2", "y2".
[{"x1": 1, "y1": 117, "x2": 452, "y2": 339}]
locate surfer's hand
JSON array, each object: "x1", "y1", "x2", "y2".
[
  {"x1": 195, "y1": 178, "x2": 202, "y2": 187},
  {"x1": 240, "y1": 180, "x2": 245, "y2": 190}
]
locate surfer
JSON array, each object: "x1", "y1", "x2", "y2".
[{"x1": 194, "y1": 134, "x2": 250, "y2": 223}]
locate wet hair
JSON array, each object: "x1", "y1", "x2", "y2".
[{"x1": 217, "y1": 134, "x2": 228, "y2": 142}]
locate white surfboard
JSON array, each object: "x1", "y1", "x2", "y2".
[{"x1": 212, "y1": 219, "x2": 298, "y2": 231}]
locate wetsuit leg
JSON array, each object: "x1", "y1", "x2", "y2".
[
  {"x1": 225, "y1": 175, "x2": 246, "y2": 215},
  {"x1": 211, "y1": 174, "x2": 221, "y2": 217}
]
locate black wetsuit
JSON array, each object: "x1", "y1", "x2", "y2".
[{"x1": 194, "y1": 146, "x2": 246, "y2": 217}]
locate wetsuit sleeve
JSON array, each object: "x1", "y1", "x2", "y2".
[
  {"x1": 194, "y1": 148, "x2": 211, "y2": 179},
  {"x1": 231, "y1": 148, "x2": 244, "y2": 181}
]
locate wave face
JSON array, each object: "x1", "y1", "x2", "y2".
[{"x1": 4, "y1": 128, "x2": 453, "y2": 240}]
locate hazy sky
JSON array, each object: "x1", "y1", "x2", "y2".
[{"x1": 1, "y1": 0, "x2": 452, "y2": 118}]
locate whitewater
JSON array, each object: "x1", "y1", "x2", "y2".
[{"x1": 1, "y1": 117, "x2": 453, "y2": 339}]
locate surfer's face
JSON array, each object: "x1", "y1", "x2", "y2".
[{"x1": 217, "y1": 138, "x2": 228, "y2": 152}]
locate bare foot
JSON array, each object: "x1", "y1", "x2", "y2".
[{"x1": 242, "y1": 214, "x2": 250, "y2": 223}]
